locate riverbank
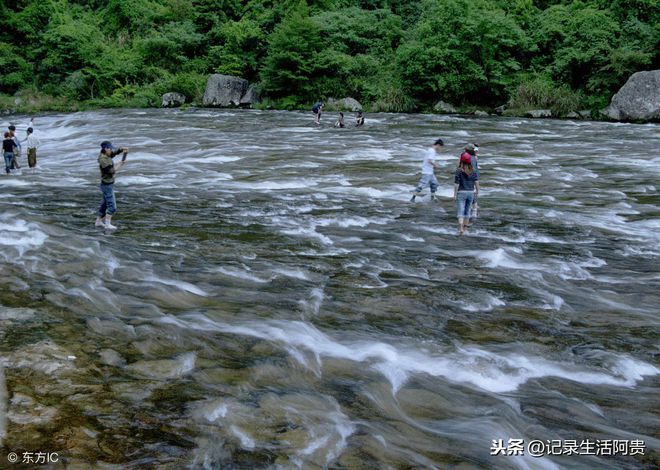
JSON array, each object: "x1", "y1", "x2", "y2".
[{"x1": 0, "y1": 90, "x2": 622, "y2": 122}]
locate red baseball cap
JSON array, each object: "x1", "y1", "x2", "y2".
[{"x1": 460, "y1": 152, "x2": 472, "y2": 164}]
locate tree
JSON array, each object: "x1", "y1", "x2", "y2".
[{"x1": 260, "y1": 3, "x2": 325, "y2": 101}]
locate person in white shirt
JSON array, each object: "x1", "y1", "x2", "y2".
[
  {"x1": 25, "y1": 126, "x2": 40, "y2": 170},
  {"x1": 411, "y1": 138, "x2": 444, "y2": 202}
]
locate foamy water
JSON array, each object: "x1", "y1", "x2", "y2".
[{"x1": 0, "y1": 109, "x2": 658, "y2": 468}]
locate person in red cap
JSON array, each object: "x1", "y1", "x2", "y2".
[
  {"x1": 453, "y1": 152, "x2": 480, "y2": 235},
  {"x1": 460, "y1": 143, "x2": 480, "y2": 224}
]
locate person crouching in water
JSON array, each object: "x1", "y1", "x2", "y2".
[
  {"x1": 453, "y1": 152, "x2": 480, "y2": 235},
  {"x1": 411, "y1": 138, "x2": 444, "y2": 202},
  {"x1": 95, "y1": 141, "x2": 128, "y2": 230},
  {"x1": 355, "y1": 111, "x2": 365, "y2": 127},
  {"x1": 334, "y1": 112, "x2": 345, "y2": 128}
]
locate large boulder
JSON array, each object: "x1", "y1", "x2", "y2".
[
  {"x1": 433, "y1": 100, "x2": 457, "y2": 113},
  {"x1": 326, "y1": 97, "x2": 362, "y2": 111},
  {"x1": 161, "y1": 92, "x2": 186, "y2": 108},
  {"x1": 240, "y1": 84, "x2": 260, "y2": 106},
  {"x1": 203, "y1": 74, "x2": 248, "y2": 107},
  {"x1": 494, "y1": 104, "x2": 507, "y2": 115},
  {"x1": 602, "y1": 70, "x2": 660, "y2": 121}
]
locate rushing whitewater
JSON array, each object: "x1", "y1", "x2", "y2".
[{"x1": 0, "y1": 109, "x2": 658, "y2": 469}]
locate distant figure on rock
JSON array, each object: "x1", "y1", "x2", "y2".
[
  {"x1": 334, "y1": 112, "x2": 345, "y2": 128},
  {"x1": 312, "y1": 102, "x2": 324, "y2": 124},
  {"x1": 411, "y1": 138, "x2": 444, "y2": 202},
  {"x1": 355, "y1": 111, "x2": 365, "y2": 127}
]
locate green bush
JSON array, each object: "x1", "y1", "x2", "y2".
[{"x1": 509, "y1": 75, "x2": 583, "y2": 115}]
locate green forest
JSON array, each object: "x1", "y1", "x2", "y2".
[{"x1": 0, "y1": 0, "x2": 657, "y2": 114}]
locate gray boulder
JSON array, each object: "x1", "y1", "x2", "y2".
[
  {"x1": 494, "y1": 104, "x2": 507, "y2": 115},
  {"x1": 526, "y1": 109, "x2": 552, "y2": 118},
  {"x1": 434, "y1": 100, "x2": 457, "y2": 113},
  {"x1": 474, "y1": 110, "x2": 489, "y2": 117},
  {"x1": 240, "y1": 84, "x2": 259, "y2": 106},
  {"x1": 566, "y1": 111, "x2": 580, "y2": 119},
  {"x1": 327, "y1": 97, "x2": 362, "y2": 111},
  {"x1": 203, "y1": 74, "x2": 248, "y2": 107},
  {"x1": 161, "y1": 92, "x2": 186, "y2": 108},
  {"x1": 578, "y1": 110, "x2": 592, "y2": 119},
  {"x1": 602, "y1": 70, "x2": 660, "y2": 121}
]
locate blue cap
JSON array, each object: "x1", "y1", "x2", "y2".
[{"x1": 100, "y1": 141, "x2": 114, "y2": 150}]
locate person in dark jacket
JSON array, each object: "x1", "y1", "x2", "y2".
[
  {"x1": 95, "y1": 141, "x2": 129, "y2": 230},
  {"x1": 3, "y1": 132, "x2": 16, "y2": 174},
  {"x1": 312, "y1": 102, "x2": 324, "y2": 124}
]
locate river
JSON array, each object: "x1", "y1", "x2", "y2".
[{"x1": 0, "y1": 108, "x2": 658, "y2": 469}]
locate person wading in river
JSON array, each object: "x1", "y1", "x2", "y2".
[
  {"x1": 95, "y1": 141, "x2": 128, "y2": 230},
  {"x1": 411, "y1": 138, "x2": 444, "y2": 202},
  {"x1": 334, "y1": 112, "x2": 345, "y2": 128},
  {"x1": 460, "y1": 143, "x2": 480, "y2": 226},
  {"x1": 312, "y1": 102, "x2": 324, "y2": 124},
  {"x1": 8, "y1": 125, "x2": 21, "y2": 170},
  {"x1": 453, "y1": 152, "x2": 480, "y2": 235},
  {"x1": 3, "y1": 131, "x2": 16, "y2": 174}
]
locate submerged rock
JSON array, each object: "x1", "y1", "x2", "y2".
[{"x1": 126, "y1": 352, "x2": 196, "y2": 380}]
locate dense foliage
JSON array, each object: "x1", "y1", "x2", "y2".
[{"x1": 0, "y1": 0, "x2": 657, "y2": 113}]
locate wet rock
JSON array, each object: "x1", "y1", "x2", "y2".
[
  {"x1": 202, "y1": 74, "x2": 248, "y2": 107},
  {"x1": 109, "y1": 382, "x2": 156, "y2": 402},
  {"x1": 494, "y1": 104, "x2": 507, "y2": 115},
  {"x1": 578, "y1": 109, "x2": 592, "y2": 119},
  {"x1": 474, "y1": 110, "x2": 489, "y2": 117},
  {"x1": 602, "y1": 69, "x2": 660, "y2": 121},
  {"x1": 525, "y1": 109, "x2": 552, "y2": 118},
  {"x1": 126, "y1": 352, "x2": 196, "y2": 380},
  {"x1": 161, "y1": 92, "x2": 186, "y2": 108},
  {"x1": 99, "y1": 349, "x2": 126, "y2": 367},
  {"x1": 87, "y1": 317, "x2": 137, "y2": 340},
  {"x1": 434, "y1": 100, "x2": 457, "y2": 113},
  {"x1": 7, "y1": 393, "x2": 57, "y2": 425},
  {"x1": 6, "y1": 341, "x2": 77, "y2": 375},
  {"x1": 566, "y1": 111, "x2": 580, "y2": 119},
  {"x1": 0, "y1": 307, "x2": 36, "y2": 321},
  {"x1": 326, "y1": 97, "x2": 362, "y2": 111}
]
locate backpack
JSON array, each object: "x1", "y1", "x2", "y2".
[{"x1": 312, "y1": 102, "x2": 322, "y2": 113}]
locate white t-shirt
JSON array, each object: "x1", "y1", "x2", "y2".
[{"x1": 421, "y1": 148, "x2": 437, "y2": 174}]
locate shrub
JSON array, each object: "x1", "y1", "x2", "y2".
[{"x1": 509, "y1": 75, "x2": 583, "y2": 115}]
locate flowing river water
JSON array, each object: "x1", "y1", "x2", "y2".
[{"x1": 0, "y1": 108, "x2": 658, "y2": 469}]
